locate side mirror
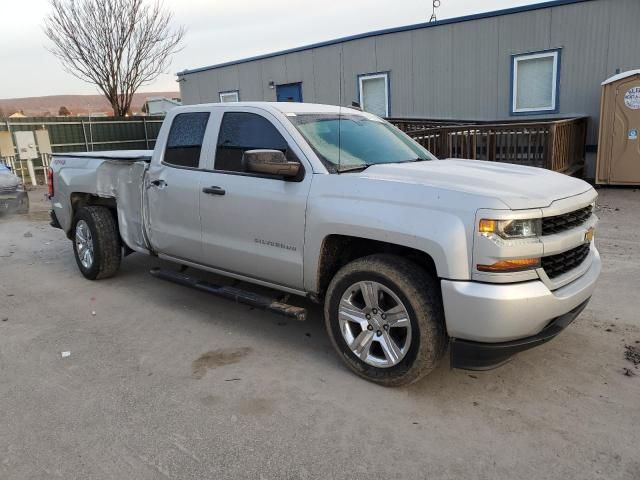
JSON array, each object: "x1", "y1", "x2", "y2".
[{"x1": 243, "y1": 149, "x2": 300, "y2": 178}]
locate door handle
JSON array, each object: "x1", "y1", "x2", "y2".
[
  {"x1": 202, "y1": 186, "x2": 226, "y2": 196},
  {"x1": 150, "y1": 179, "x2": 167, "y2": 188}
]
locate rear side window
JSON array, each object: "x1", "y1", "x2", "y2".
[
  {"x1": 215, "y1": 112, "x2": 288, "y2": 173},
  {"x1": 164, "y1": 112, "x2": 210, "y2": 168}
]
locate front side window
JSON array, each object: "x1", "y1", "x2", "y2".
[
  {"x1": 219, "y1": 91, "x2": 239, "y2": 103},
  {"x1": 215, "y1": 112, "x2": 289, "y2": 173},
  {"x1": 288, "y1": 113, "x2": 435, "y2": 172},
  {"x1": 511, "y1": 50, "x2": 560, "y2": 114},
  {"x1": 164, "y1": 112, "x2": 209, "y2": 168},
  {"x1": 358, "y1": 73, "x2": 390, "y2": 117}
]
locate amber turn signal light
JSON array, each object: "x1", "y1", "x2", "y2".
[
  {"x1": 478, "y1": 219, "x2": 497, "y2": 234},
  {"x1": 477, "y1": 258, "x2": 540, "y2": 272}
]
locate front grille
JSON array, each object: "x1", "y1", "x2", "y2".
[
  {"x1": 542, "y1": 205, "x2": 593, "y2": 235},
  {"x1": 542, "y1": 243, "x2": 591, "y2": 279},
  {"x1": 0, "y1": 184, "x2": 18, "y2": 195}
]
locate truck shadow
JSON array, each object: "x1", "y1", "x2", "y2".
[
  {"x1": 106, "y1": 252, "x2": 613, "y2": 403},
  {"x1": 118, "y1": 253, "x2": 338, "y2": 366}
]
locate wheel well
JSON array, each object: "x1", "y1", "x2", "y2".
[
  {"x1": 316, "y1": 235, "x2": 438, "y2": 298},
  {"x1": 68, "y1": 193, "x2": 117, "y2": 238}
]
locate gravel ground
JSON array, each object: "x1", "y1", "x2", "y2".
[{"x1": 0, "y1": 186, "x2": 639, "y2": 480}]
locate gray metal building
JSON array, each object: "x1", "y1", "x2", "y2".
[{"x1": 177, "y1": 0, "x2": 639, "y2": 147}]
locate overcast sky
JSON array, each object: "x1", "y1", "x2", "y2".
[{"x1": 0, "y1": 0, "x2": 546, "y2": 99}]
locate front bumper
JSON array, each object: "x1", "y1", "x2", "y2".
[
  {"x1": 442, "y1": 247, "x2": 600, "y2": 342},
  {"x1": 441, "y1": 247, "x2": 600, "y2": 368},
  {"x1": 450, "y1": 298, "x2": 589, "y2": 370}
]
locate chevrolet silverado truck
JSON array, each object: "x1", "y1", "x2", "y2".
[{"x1": 48, "y1": 102, "x2": 600, "y2": 386}]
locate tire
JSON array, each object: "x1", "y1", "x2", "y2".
[
  {"x1": 324, "y1": 254, "x2": 447, "y2": 387},
  {"x1": 72, "y1": 206, "x2": 121, "y2": 280},
  {"x1": 16, "y1": 193, "x2": 29, "y2": 214}
]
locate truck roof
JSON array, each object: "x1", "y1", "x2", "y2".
[{"x1": 174, "y1": 102, "x2": 365, "y2": 116}]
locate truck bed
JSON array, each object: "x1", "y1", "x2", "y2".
[{"x1": 52, "y1": 150, "x2": 153, "y2": 162}]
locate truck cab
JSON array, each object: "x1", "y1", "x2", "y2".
[{"x1": 145, "y1": 104, "x2": 315, "y2": 291}]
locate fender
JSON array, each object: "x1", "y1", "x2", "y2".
[{"x1": 302, "y1": 174, "x2": 498, "y2": 293}]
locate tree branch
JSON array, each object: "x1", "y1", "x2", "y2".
[{"x1": 43, "y1": 0, "x2": 185, "y2": 117}]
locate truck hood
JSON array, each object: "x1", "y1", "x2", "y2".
[{"x1": 359, "y1": 159, "x2": 592, "y2": 209}]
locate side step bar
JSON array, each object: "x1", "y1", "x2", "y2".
[{"x1": 150, "y1": 268, "x2": 307, "y2": 321}]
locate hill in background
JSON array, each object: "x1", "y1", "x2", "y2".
[{"x1": 0, "y1": 92, "x2": 180, "y2": 117}]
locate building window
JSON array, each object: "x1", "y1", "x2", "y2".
[
  {"x1": 163, "y1": 112, "x2": 210, "y2": 168},
  {"x1": 215, "y1": 112, "x2": 288, "y2": 173},
  {"x1": 358, "y1": 72, "x2": 389, "y2": 117},
  {"x1": 219, "y1": 90, "x2": 239, "y2": 103},
  {"x1": 511, "y1": 49, "x2": 561, "y2": 115}
]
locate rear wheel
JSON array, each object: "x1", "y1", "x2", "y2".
[
  {"x1": 324, "y1": 254, "x2": 447, "y2": 386},
  {"x1": 72, "y1": 206, "x2": 121, "y2": 280}
]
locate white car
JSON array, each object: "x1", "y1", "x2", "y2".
[{"x1": 48, "y1": 102, "x2": 600, "y2": 386}]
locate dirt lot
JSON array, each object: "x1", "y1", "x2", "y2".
[{"x1": 1, "y1": 187, "x2": 639, "y2": 480}]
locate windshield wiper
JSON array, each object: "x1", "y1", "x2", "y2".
[
  {"x1": 338, "y1": 157, "x2": 429, "y2": 173},
  {"x1": 338, "y1": 164, "x2": 371, "y2": 173},
  {"x1": 398, "y1": 157, "x2": 429, "y2": 163},
  {"x1": 369, "y1": 158, "x2": 429, "y2": 166}
]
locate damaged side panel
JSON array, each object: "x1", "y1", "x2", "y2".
[
  {"x1": 51, "y1": 156, "x2": 151, "y2": 253},
  {"x1": 109, "y1": 161, "x2": 151, "y2": 254}
]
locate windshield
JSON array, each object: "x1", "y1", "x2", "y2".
[{"x1": 287, "y1": 113, "x2": 436, "y2": 172}]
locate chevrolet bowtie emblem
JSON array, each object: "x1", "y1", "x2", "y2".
[{"x1": 585, "y1": 227, "x2": 595, "y2": 243}]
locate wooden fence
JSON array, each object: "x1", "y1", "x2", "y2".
[{"x1": 389, "y1": 117, "x2": 588, "y2": 174}]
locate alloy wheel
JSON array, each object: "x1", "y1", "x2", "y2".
[
  {"x1": 75, "y1": 220, "x2": 95, "y2": 269},
  {"x1": 338, "y1": 281, "x2": 412, "y2": 368}
]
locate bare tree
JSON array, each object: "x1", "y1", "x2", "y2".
[
  {"x1": 58, "y1": 106, "x2": 71, "y2": 116},
  {"x1": 44, "y1": 0, "x2": 184, "y2": 117}
]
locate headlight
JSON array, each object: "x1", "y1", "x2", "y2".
[{"x1": 479, "y1": 218, "x2": 541, "y2": 239}]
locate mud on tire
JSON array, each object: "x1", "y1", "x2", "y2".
[
  {"x1": 72, "y1": 206, "x2": 121, "y2": 280},
  {"x1": 324, "y1": 254, "x2": 447, "y2": 387}
]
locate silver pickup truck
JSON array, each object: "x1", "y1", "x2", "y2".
[{"x1": 49, "y1": 102, "x2": 600, "y2": 386}]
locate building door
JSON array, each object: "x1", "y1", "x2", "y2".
[
  {"x1": 609, "y1": 77, "x2": 640, "y2": 184},
  {"x1": 276, "y1": 83, "x2": 302, "y2": 102}
]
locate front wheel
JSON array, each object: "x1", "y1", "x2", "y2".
[
  {"x1": 324, "y1": 254, "x2": 447, "y2": 386},
  {"x1": 72, "y1": 206, "x2": 121, "y2": 280}
]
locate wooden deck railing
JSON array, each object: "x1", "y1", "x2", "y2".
[{"x1": 388, "y1": 117, "x2": 588, "y2": 174}]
